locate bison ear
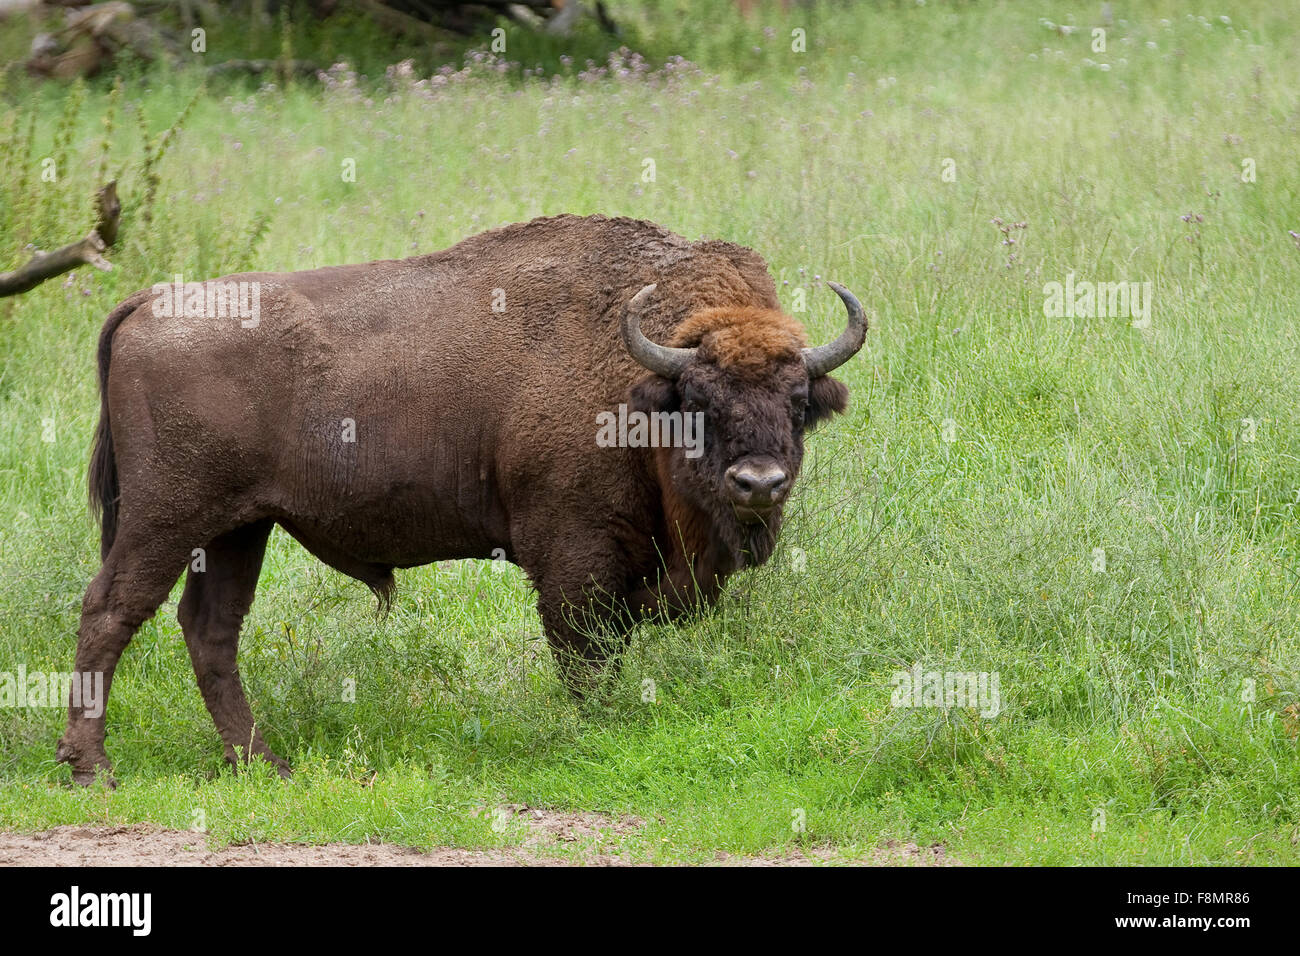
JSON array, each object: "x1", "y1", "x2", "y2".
[
  {"x1": 806, "y1": 374, "x2": 848, "y2": 431},
  {"x1": 629, "y1": 374, "x2": 680, "y2": 415}
]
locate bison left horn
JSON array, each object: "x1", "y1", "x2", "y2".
[
  {"x1": 802, "y1": 281, "x2": 867, "y2": 378},
  {"x1": 622, "y1": 283, "x2": 696, "y2": 378}
]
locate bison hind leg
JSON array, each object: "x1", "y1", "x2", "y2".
[
  {"x1": 57, "y1": 537, "x2": 193, "y2": 787},
  {"x1": 177, "y1": 519, "x2": 290, "y2": 777}
]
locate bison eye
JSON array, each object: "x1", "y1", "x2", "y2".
[{"x1": 682, "y1": 384, "x2": 709, "y2": 409}]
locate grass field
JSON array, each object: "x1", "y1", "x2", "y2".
[{"x1": 1, "y1": 0, "x2": 1298, "y2": 864}]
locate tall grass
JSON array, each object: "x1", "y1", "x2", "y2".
[{"x1": 0, "y1": 0, "x2": 1296, "y2": 863}]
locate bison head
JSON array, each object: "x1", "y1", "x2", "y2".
[{"x1": 623, "y1": 281, "x2": 866, "y2": 568}]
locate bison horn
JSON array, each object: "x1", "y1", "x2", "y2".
[
  {"x1": 802, "y1": 281, "x2": 867, "y2": 378},
  {"x1": 622, "y1": 283, "x2": 696, "y2": 378}
]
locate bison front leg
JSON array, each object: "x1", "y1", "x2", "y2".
[
  {"x1": 538, "y1": 592, "x2": 634, "y2": 698},
  {"x1": 533, "y1": 555, "x2": 635, "y2": 698},
  {"x1": 176, "y1": 520, "x2": 290, "y2": 778},
  {"x1": 626, "y1": 554, "x2": 722, "y2": 623}
]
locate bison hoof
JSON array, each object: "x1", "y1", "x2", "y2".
[
  {"x1": 225, "y1": 747, "x2": 293, "y2": 779},
  {"x1": 55, "y1": 739, "x2": 116, "y2": 789},
  {"x1": 70, "y1": 768, "x2": 118, "y2": 789}
]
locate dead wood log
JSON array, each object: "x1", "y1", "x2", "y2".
[{"x1": 0, "y1": 182, "x2": 121, "y2": 297}]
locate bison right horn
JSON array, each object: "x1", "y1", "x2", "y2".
[
  {"x1": 621, "y1": 283, "x2": 696, "y2": 379},
  {"x1": 802, "y1": 281, "x2": 867, "y2": 378}
]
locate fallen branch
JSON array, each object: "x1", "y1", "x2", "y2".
[
  {"x1": 350, "y1": 0, "x2": 440, "y2": 39},
  {"x1": 0, "y1": 182, "x2": 121, "y2": 298},
  {"x1": 207, "y1": 58, "x2": 322, "y2": 77}
]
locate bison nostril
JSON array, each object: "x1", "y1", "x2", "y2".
[
  {"x1": 756, "y1": 471, "x2": 790, "y2": 499},
  {"x1": 726, "y1": 463, "x2": 790, "y2": 504}
]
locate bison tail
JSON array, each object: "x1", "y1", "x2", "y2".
[
  {"x1": 88, "y1": 406, "x2": 118, "y2": 560},
  {"x1": 89, "y1": 290, "x2": 147, "y2": 560}
]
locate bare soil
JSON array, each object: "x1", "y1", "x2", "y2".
[{"x1": 0, "y1": 806, "x2": 955, "y2": 866}]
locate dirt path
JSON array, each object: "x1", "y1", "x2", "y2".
[{"x1": 0, "y1": 809, "x2": 955, "y2": 866}]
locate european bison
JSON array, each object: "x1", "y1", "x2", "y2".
[{"x1": 57, "y1": 214, "x2": 866, "y2": 784}]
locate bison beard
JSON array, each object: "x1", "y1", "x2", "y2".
[{"x1": 56, "y1": 214, "x2": 865, "y2": 785}]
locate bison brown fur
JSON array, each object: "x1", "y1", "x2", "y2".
[{"x1": 56, "y1": 214, "x2": 866, "y2": 785}]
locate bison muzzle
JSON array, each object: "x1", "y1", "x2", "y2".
[{"x1": 56, "y1": 214, "x2": 866, "y2": 785}]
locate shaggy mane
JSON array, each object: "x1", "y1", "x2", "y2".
[{"x1": 668, "y1": 307, "x2": 806, "y2": 380}]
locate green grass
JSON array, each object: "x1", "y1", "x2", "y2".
[{"x1": 1, "y1": 0, "x2": 1298, "y2": 864}]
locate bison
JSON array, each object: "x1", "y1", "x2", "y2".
[{"x1": 56, "y1": 214, "x2": 866, "y2": 785}]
